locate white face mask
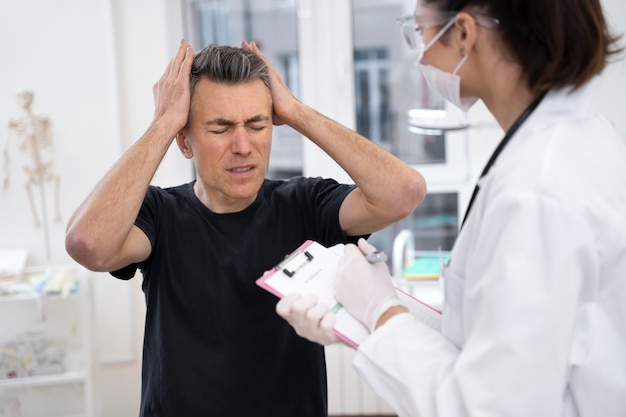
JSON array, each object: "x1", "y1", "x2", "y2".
[{"x1": 415, "y1": 18, "x2": 479, "y2": 112}]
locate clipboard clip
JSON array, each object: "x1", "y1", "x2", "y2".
[{"x1": 277, "y1": 249, "x2": 314, "y2": 277}]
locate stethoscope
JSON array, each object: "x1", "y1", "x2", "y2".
[{"x1": 461, "y1": 91, "x2": 548, "y2": 228}]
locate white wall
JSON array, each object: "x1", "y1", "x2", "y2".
[
  {"x1": 0, "y1": 1, "x2": 624, "y2": 416},
  {"x1": 0, "y1": 0, "x2": 119, "y2": 266},
  {"x1": 0, "y1": 1, "x2": 185, "y2": 416}
]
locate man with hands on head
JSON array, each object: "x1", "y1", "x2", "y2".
[{"x1": 65, "y1": 37, "x2": 425, "y2": 417}]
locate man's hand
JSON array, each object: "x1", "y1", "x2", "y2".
[
  {"x1": 276, "y1": 293, "x2": 339, "y2": 345},
  {"x1": 336, "y1": 239, "x2": 404, "y2": 332},
  {"x1": 241, "y1": 40, "x2": 298, "y2": 126},
  {"x1": 152, "y1": 39, "x2": 194, "y2": 134}
]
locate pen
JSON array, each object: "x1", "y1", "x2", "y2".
[{"x1": 365, "y1": 250, "x2": 388, "y2": 264}]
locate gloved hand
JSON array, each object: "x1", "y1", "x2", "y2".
[
  {"x1": 276, "y1": 293, "x2": 339, "y2": 345},
  {"x1": 336, "y1": 238, "x2": 403, "y2": 332}
]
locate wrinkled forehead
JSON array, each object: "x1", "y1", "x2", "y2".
[{"x1": 190, "y1": 77, "x2": 272, "y2": 120}]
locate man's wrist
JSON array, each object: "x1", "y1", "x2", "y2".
[{"x1": 375, "y1": 305, "x2": 409, "y2": 330}]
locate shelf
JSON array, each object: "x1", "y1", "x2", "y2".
[
  {"x1": 0, "y1": 264, "x2": 82, "y2": 302},
  {"x1": 0, "y1": 370, "x2": 86, "y2": 389},
  {"x1": 0, "y1": 292, "x2": 81, "y2": 304},
  {"x1": 0, "y1": 264, "x2": 94, "y2": 416}
]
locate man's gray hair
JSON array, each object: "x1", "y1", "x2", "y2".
[{"x1": 190, "y1": 44, "x2": 270, "y2": 94}]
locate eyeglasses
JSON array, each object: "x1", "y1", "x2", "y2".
[{"x1": 396, "y1": 11, "x2": 500, "y2": 51}]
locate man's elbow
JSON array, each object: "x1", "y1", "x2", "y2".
[
  {"x1": 395, "y1": 170, "x2": 427, "y2": 219},
  {"x1": 65, "y1": 230, "x2": 110, "y2": 272}
]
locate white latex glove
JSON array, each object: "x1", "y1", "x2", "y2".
[
  {"x1": 276, "y1": 293, "x2": 339, "y2": 345},
  {"x1": 336, "y1": 238, "x2": 402, "y2": 332}
]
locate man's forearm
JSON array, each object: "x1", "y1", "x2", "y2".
[
  {"x1": 65, "y1": 122, "x2": 175, "y2": 270},
  {"x1": 285, "y1": 103, "x2": 426, "y2": 232}
]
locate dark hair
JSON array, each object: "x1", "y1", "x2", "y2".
[
  {"x1": 425, "y1": 0, "x2": 624, "y2": 95},
  {"x1": 190, "y1": 44, "x2": 270, "y2": 94}
]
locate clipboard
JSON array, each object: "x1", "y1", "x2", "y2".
[{"x1": 256, "y1": 240, "x2": 442, "y2": 347}]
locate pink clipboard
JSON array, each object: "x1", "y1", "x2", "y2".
[{"x1": 256, "y1": 240, "x2": 441, "y2": 347}]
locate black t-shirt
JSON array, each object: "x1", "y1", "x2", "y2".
[{"x1": 112, "y1": 177, "x2": 359, "y2": 417}]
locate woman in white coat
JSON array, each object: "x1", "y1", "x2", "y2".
[{"x1": 274, "y1": 0, "x2": 626, "y2": 416}]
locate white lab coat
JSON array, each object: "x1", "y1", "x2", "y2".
[{"x1": 352, "y1": 79, "x2": 626, "y2": 417}]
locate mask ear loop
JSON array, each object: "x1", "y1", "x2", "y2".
[{"x1": 452, "y1": 53, "x2": 470, "y2": 75}]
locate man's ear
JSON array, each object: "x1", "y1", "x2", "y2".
[
  {"x1": 453, "y1": 12, "x2": 478, "y2": 55},
  {"x1": 176, "y1": 130, "x2": 193, "y2": 159}
]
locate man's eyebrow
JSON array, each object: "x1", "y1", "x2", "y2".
[
  {"x1": 204, "y1": 118, "x2": 235, "y2": 126},
  {"x1": 244, "y1": 115, "x2": 271, "y2": 124},
  {"x1": 204, "y1": 115, "x2": 270, "y2": 126}
]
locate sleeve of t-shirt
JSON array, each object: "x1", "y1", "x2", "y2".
[
  {"x1": 299, "y1": 176, "x2": 369, "y2": 245},
  {"x1": 109, "y1": 186, "x2": 160, "y2": 280}
]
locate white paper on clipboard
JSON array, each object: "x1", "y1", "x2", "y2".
[{"x1": 256, "y1": 240, "x2": 442, "y2": 347}]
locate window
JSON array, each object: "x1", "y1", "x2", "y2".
[
  {"x1": 354, "y1": 48, "x2": 391, "y2": 146},
  {"x1": 352, "y1": 0, "x2": 471, "y2": 258}
]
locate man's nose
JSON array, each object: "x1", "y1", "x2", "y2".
[{"x1": 230, "y1": 127, "x2": 252, "y2": 155}]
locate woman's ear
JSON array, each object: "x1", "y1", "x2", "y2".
[
  {"x1": 176, "y1": 130, "x2": 193, "y2": 159},
  {"x1": 454, "y1": 12, "x2": 478, "y2": 55}
]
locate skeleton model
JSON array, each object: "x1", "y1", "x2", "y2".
[{"x1": 3, "y1": 90, "x2": 62, "y2": 228}]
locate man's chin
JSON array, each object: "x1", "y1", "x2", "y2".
[{"x1": 228, "y1": 180, "x2": 263, "y2": 201}]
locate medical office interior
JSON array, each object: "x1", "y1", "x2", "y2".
[{"x1": 0, "y1": 0, "x2": 624, "y2": 416}]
